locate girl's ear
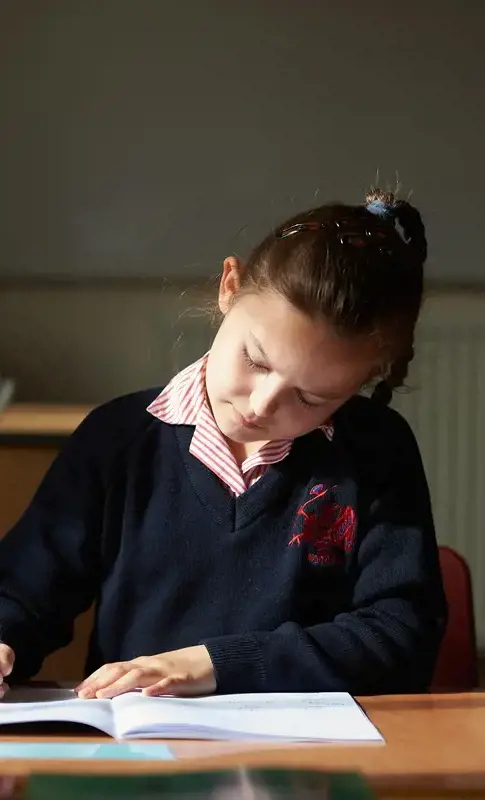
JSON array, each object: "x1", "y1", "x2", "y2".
[{"x1": 218, "y1": 256, "x2": 243, "y2": 315}]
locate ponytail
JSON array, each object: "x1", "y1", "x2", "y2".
[{"x1": 366, "y1": 190, "x2": 427, "y2": 405}]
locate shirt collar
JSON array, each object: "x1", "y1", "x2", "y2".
[{"x1": 147, "y1": 353, "x2": 334, "y2": 441}]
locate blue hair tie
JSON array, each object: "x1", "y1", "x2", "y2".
[{"x1": 366, "y1": 199, "x2": 395, "y2": 220}]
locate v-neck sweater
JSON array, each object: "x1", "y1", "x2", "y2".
[{"x1": 0, "y1": 388, "x2": 446, "y2": 694}]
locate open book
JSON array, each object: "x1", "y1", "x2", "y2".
[{"x1": 0, "y1": 687, "x2": 382, "y2": 743}]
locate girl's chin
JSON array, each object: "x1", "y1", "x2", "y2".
[{"x1": 221, "y1": 423, "x2": 268, "y2": 444}]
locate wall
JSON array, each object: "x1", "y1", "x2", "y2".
[
  {"x1": 1, "y1": 0, "x2": 485, "y2": 281},
  {"x1": 0, "y1": 279, "x2": 214, "y2": 403}
]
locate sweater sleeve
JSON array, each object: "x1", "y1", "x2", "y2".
[
  {"x1": 203, "y1": 414, "x2": 448, "y2": 696},
  {"x1": 0, "y1": 406, "x2": 111, "y2": 680}
]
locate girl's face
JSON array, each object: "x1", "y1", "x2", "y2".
[{"x1": 205, "y1": 258, "x2": 383, "y2": 448}]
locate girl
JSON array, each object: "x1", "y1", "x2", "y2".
[{"x1": 0, "y1": 190, "x2": 446, "y2": 700}]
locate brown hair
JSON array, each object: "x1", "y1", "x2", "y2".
[{"x1": 237, "y1": 189, "x2": 427, "y2": 405}]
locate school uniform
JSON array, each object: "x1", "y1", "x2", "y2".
[{"x1": 0, "y1": 355, "x2": 446, "y2": 693}]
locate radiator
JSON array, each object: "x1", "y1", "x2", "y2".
[{"x1": 392, "y1": 293, "x2": 485, "y2": 650}]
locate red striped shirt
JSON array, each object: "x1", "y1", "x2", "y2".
[{"x1": 147, "y1": 354, "x2": 334, "y2": 497}]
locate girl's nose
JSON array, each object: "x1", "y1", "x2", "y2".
[{"x1": 250, "y1": 385, "x2": 279, "y2": 419}]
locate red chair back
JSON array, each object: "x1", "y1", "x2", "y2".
[{"x1": 431, "y1": 545, "x2": 478, "y2": 691}]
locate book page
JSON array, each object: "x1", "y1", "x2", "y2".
[
  {"x1": 0, "y1": 687, "x2": 115, "y2": 737},
  {"x1": 112, "y1": 691, "x2": 383, "y2": 742}
]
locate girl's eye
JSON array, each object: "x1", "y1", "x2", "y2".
[
  {"x1": 243, "y1": 347, "x2": 269, "y2": 372},
  {"x1": 295, "y1": 390, "x2": 322, "y2": 409},
  {"x1": 243, "y1": 347, "x2": 327, "y2": 408}
]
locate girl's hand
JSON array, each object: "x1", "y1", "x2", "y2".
[
  {"x1": 75, "y1": 645, "x2": 216, "y2": 699},
  {"x1": 0, "y1": 644, "x2": 14, "y2": 699}
]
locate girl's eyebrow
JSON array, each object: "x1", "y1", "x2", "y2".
[
  {"x1": 249, "y1": 334, "x2": 342, "y2": 402},
  {"x1": 250, "y1": 333, "x2": 269, "y2": 361}
]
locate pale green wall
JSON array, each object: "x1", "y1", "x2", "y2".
[{"x1": 0, "y1": 281, "x2": 214, "y2": 403}]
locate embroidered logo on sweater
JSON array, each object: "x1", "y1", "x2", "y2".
[{"x1": 289, "y1": 483, "x2": 356, "y2": 565}]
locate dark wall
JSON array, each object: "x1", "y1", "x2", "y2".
[{"x1": 1, "y1": 0, "x2": 484, "y2": 281}]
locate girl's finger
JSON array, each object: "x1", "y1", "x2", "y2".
[
  {"x1": 75, "y1": 663, "x2": 110, "y2": 693},
  {"x1": 0, "y1": 646, "x2": 14, "y2": 678},
  {"x1": 95, "y1": 667, "x2": 157, "y2": 699},
  {"x1": 77, "y1": 664, "x2": 129, "y2": 698}
]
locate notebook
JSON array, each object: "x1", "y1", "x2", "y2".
[{"x1": 0, "y1": 687, "x2": 383, "y2": 742}]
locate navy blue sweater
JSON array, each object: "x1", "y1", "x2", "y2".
[{"x1": 0, "y1": 390, "x2": 446, "y2": 694}]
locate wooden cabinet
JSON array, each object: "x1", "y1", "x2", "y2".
[
  {"x1": 0, "y1": 445, "x2": 58, "y2": 534},
  {"x1": 0, "y1": 404, "x2": 94, "y2": 681}
]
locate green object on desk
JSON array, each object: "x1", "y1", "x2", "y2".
[
  {"x1": 27, "y1": 769, "x2": 375, "y2": 799},
  {"x1": 0, "y1": 742, "x2": 174, "y2": 760}
]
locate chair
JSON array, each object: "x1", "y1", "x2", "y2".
[{"x1": 431, "y1": 545, "x2": 479, "y2": 691}]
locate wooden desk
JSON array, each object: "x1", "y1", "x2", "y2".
[
  {"x1": 0, "y1": 694, "x2": 484, "y2": 798},
  {"x1": 0, "y1": 404, "x2": 91, "y2": 440},
  {"x1": 0, "y1": 404, "x2": 93, "y2": 682}
]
